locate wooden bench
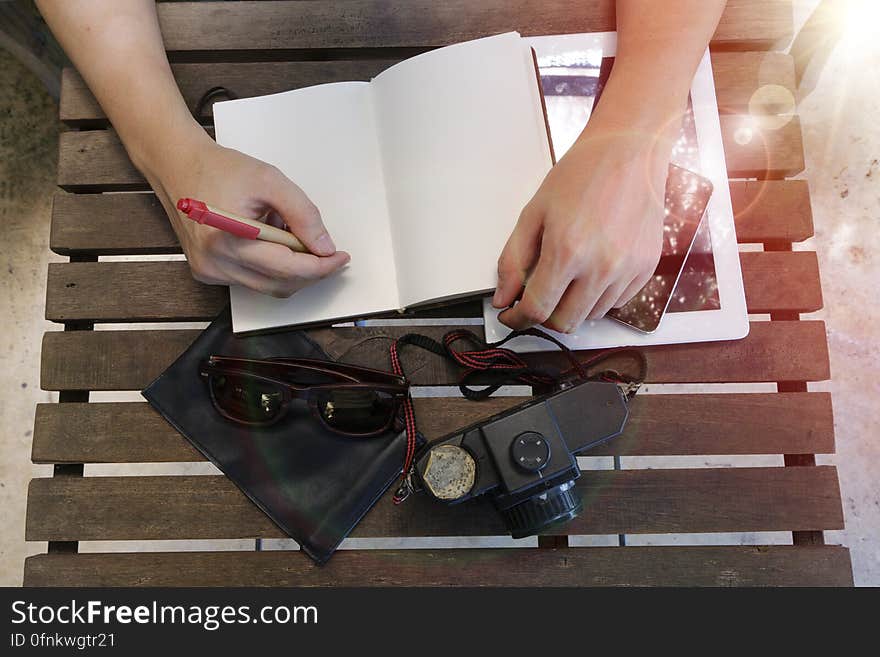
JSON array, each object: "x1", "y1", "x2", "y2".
[{"x1": 25, "y1": 0, "x2": 853, "y2": 587}]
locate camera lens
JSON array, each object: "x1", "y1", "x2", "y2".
[{"x1": 497, "y1": 480, "x2": 583, "y2": 539}]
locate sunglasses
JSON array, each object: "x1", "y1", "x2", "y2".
[{"x1": 199, "y1": 356, "x2": 410, "y2": 437}]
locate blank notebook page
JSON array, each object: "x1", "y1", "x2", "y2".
[
  {"x1": 371, "y1": 32, "x2": 554, "y2": 307},
  {"x1": 214, "y1": 82, "x2": 400, "y2": 333}
]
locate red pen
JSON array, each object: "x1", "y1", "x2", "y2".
[{"x1": 176, "y1": 198, "x2": 308, "y2": 253}]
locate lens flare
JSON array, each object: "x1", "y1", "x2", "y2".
[
  {"x1": 749, "y1": 84, "x2": 796, "y2": 131},
  {"x1": 734, "y1": 124, "x2": 754, "y2": 146},
  {"x1": 839, "y1": 0, "x2": 880, "y2": 46}
]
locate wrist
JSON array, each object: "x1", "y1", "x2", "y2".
[
  {"x1": 588, "y1": 52, "x2": 693, "y2": 139},
  {"x1": 128, "y1": 115, "x2": 212, "y2": 186},
  {"x1": 572, "y1": 68, "x2": 686, "y2": 168},
  {"x1": 130, "y1": 121, "x2": 215, "y2": 254},
  {"x1": 592, "y1": 86, "x2": 685, "y2": 141}
]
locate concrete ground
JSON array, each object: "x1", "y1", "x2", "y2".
[{"x1": 1, "y1": 1, "x2": 877, "y2": 585}]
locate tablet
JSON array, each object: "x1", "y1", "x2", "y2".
[{"x1": 483, "y1": 32, "x2": 748, "y2": 351}]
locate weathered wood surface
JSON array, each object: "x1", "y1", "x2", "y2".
[
  {"x1": 150, "y1": 0, "x2": 792, "y2": 54},
  {"x1": 24, "y1": 545, "x2": 853, "y2": 587},
  {"x1": 31, "y1": 392, "x2": 835, "y2": 464},
  {"x1": 40, "y1": 321, "x2": 830, "y2": 391},
  {"x1": 729, "y1": 179, "x2": 813, "y2": 242},
  {"x1": 26, "y1": 466, "x2": 844, "y2": 541}
]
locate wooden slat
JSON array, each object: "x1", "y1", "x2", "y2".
[
  {"x1": 42, "y1": 261, "x2": 482, "y2": 321},
  {"x1": 55, "y1": 114, "x2": 805, "y2": 191},
  {"x1": 44, "y1": 251, "x2": 822, "y2": 323},
  {"x1": 50, "y1": 193, "x2": 179, "y2": 255},
  {"x1": 722, "y1": 115, "x2": 804, "y2": 179},
  {"x1": 150, "y1": 0, "x2": 790, "y2": 54},
  {"x1": 41, "y1": 328, "x2": 200, "y2": 391},
  {"x1": 31, "y1": 392, "x2": 836, "y2": 464},
  {"x1": 739, "y1": 251, "x2": 822, "y2": 314},
  {"x1": 46, "y1": 261, "x2": 225, "y2": 322},
  {"x1": 34, "y1": 401, "x2": 203, "y2": 463},
  {"x1": 57, "y1": 130, "x2": 140, "y2": 191},
  {"x1": 39, "y1": 321, "x2": 831, "y2": 390},
  {"x1": 708, "y1": 0, "x2": 793, "y2": 51},
  {"x1": 25, "y1": 466, "x2": 844, "y2": 541},
  {"x1": 59, "y1": 52, "x2": 795, "y2": 125},
  {"x1": 23, "y1": 546, "x2": 853, "y2": 587},
  {"x1": 49, "y1": 180, "x2": 814, "y2": 255},
  {"x1": 730, "y1": 179, "x2": 813, "y2": 242},
  {"x1": 710, "y1": 52, "x2": 796, "y2": 114}
]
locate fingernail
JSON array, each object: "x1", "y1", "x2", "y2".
[
  {"x1": 492, "y1": 288, "x2": 502, "y2": 307},
  {"x1": 315, "y1": 232, "x2": 336, "y2": 254}
]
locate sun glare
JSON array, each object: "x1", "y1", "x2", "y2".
[{"x1": 839, "y1": 0, "x2": 880, "y2": 46}]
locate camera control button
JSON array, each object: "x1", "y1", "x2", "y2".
[{"x1": 511, "y1": 431, "x2": 551, "y2": 473}]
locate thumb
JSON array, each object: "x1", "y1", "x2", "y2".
[
  {"x1": 263, "y1": 168, "x2": 336, "y2": 256},
  {"x1": 493, "y1": 205, "x2": 542, "y2": 308}
]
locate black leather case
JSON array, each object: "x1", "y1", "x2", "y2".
[{"x1": 142, "y1": 307, "x2": 412, "y2": 564}]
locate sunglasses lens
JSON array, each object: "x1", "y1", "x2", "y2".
[
  {"x1": 314, "y1": 388, "x2": 398, "y2": 435},
  {"x1": 210, "y1": 374, "x2": 285, "y2": 424}
]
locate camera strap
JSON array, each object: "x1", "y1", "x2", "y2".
[{"x1": 389, "y1": 327, "x2": 647, "y2": 503}]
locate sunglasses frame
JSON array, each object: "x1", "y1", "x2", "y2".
[{"x1": 199, "y1": 356, "x2": 409, "y2": 437}]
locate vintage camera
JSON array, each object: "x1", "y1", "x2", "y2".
[{"x1": 414, "y1": 380, "x2": 629, "y2": 538}]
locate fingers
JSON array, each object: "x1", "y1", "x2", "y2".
[
  {"x1": 613, "y1": 270, "x2": 654, "y2": 310},
  {"x1": 264, "y1": 210, "x2": 287, "y2": 230},
  {"x1": 498, "y1": 250, "x2": 570, "y2": 330},
  {"x1": 493, "y1": 205, "x2": 542, "y2": 309},
  {"x1": 234, "y1": 239, "x2": 350, "y2": 284},
  {"x1": 507, "y1": 264, "x2": 656, "y2": 331},
  {"x1": 587, "y1": 280, "x2": 631, "y2": 320},
  {"x1": 223, "y1": 262, "x2": 300, "y2": 299},
  {"x1": 261, "y1": 167, "x2": 337, "y2": 256},
  {"x1": 224, "y1": 251, "x2": 350, "y2": 299},
  {"x1": 541, "y1": 273, "x2": 630, "y2": 332},
  {"x1": 540, "y1": 278, "x2": 590, "y2": 333}
]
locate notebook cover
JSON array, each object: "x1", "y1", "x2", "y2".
[
  {"x1": 141, "y1": 306, "x2": 414, "y2": 564},
  {"x1": 532, "y1": 46, "x2": 557, "y2": 165}
]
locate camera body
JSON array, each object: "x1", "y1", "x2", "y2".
[{"x1": 414, "y1": 380, "x2": 629, "y2": 538}]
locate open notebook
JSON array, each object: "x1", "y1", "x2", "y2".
[{"x1": 213, "y1": 32, "x2": 553, "y2": 334}]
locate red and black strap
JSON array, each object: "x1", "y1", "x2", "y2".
[
  {"x1": 388, "y1": 327, "x2": 647, "y2": 503},
  {"x1": 389, "y1": 337, "x2": 419, "y2": 503}
]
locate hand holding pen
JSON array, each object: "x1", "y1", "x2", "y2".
[{"x1": 163, "y1": 141, "x2": 349, "y2": 298}]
